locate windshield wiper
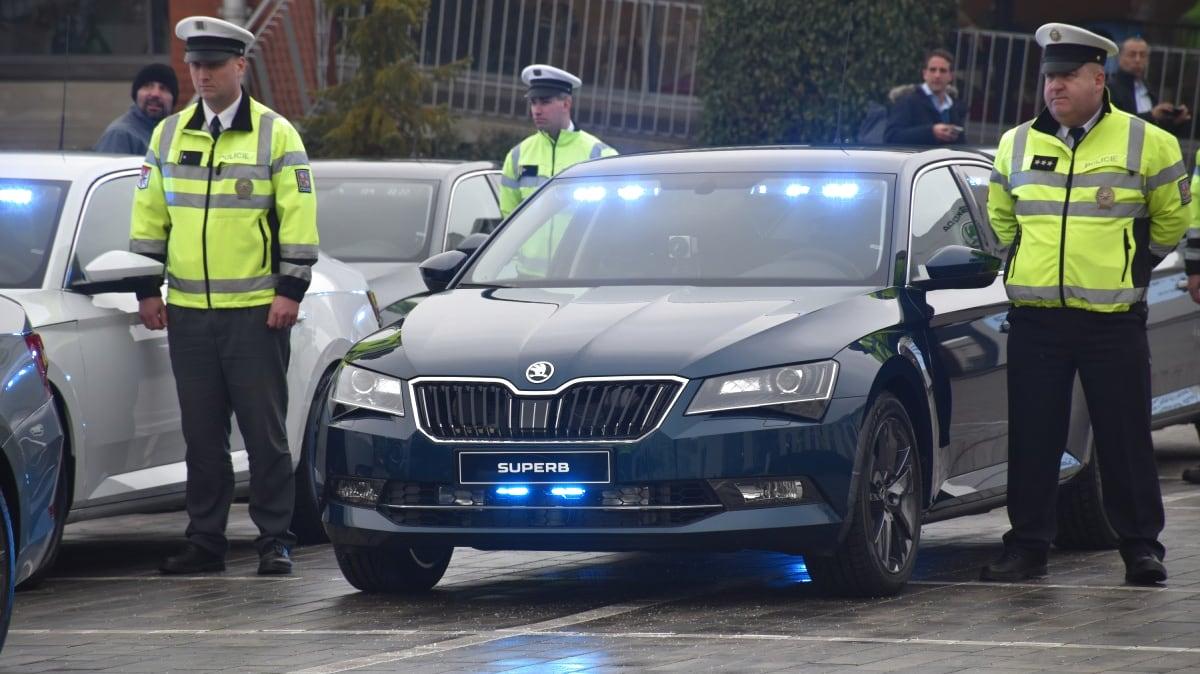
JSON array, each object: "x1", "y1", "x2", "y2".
[{"x1": 456, "y1": 282, "x2": 514, "y2": 289}]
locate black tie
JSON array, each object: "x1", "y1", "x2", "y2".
[
  {"x1": 1068, "y1": 126, "x2": 1085, "y2": 148},
  {"x1": 210, "y1": 117, "x2": 222, "y2": 140}
]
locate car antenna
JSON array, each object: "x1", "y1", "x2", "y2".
[
  {"x1": 832, "y1": 10, "x2": 853, "y2": 146},
  {"x1": 57, "y1": 12, "x2": 71, "y2": 152}
]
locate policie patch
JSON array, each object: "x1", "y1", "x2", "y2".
[
  {"x1": 1030, "y1": 155, "x2": 1058, "y2": 171},
  {"x1": 1181, "y1": 177, "x2": 1193, "y2": 205},
  {"x1": 137, "y1": 164, "x2": 151, "y2": 189},
  {"x1": 295, "y1": 168, "x2": 312, "y2": 193}
]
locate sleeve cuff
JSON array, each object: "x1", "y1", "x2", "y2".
[
  {"x1": 134, "y1": 277, "x2": 163, "y2": 300},
  {"x1": 276, "y1": 275, "x2": 309, "y2": 302}
]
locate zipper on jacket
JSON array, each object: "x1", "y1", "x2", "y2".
[
  {"x1": 548, "y1": 132, "x2": 558, "y2": 176},
  {"x1": 216, "y1": 161, "x2": 225, "y2": 177},
  {"x1": 1058, "y1": 136, "x2": 1080, "y2": 306},
  {"x1": 257, "y1": 217, "x2": 269, "y2": 269},
  {"x1": 1121, "y1": 229, "x2": 1131, "y2": 283},
  {"x1": 201, "y1": 137, "x2": 217, "y2": 308}
]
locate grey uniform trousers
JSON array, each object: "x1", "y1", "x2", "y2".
[{"x1": 167, "y1": 304, "x2": 297, "y2": 555}]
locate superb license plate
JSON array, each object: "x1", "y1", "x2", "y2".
[{"x1": 458, "y1": 450, "x2": 611, "y2": 485}]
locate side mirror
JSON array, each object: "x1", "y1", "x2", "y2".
[
  {"x1": 419, "y1": 250, "x2": 469, "y2": 292},
  {"x1": 455, "y1": 232, "x2": 490, "y2": 257},
  {"x1": 74, "y1": 250, "x2": 163, "y2": 294},
  {"x1": 913, "y1": 245, "x2": 1001, "y2": 291}
]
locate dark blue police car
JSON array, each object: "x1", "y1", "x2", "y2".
[{"x1": 315, "y1": 147, "x2": 1200, "y2": 596}]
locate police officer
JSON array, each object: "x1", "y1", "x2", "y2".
[
  {"x1": 130, "y1": 16, "x2": 318, "y2": 575},
  {"x1": 499, "y1": 64, "x2": 617, "y2": 218},
  {"x1": 983, "y1": 23, "x2": 1190, "y2": 585}
]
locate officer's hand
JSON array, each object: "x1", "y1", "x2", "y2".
[
  {"x1": 138, "y1": 297, "x2": 167, "y2": 330},
  {"x1": 267, "y1": 296, "x2": 301, "y2": 329},
  {"x1": 1188, "y1": 275, "x2": 1200, "y2": 305}
]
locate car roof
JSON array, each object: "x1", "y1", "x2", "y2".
[
  {"x1": 558, "y1": 146, "x2": 991, "y2": 179},
  {"x1": 0, "y1": 152, "x2": 142, "y2": 182},
  {"x1": 310, "y1": 159, "x2": 497, "y2": 180}
]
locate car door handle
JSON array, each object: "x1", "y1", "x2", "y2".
[
  {"x1": 1178, "y1": 278, "x2": 1190, "y2": 290},
  {"x1": 297, "y1": 310, "x2": 308, "y2": 323}
]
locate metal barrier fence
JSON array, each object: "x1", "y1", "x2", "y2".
[
  {"x1": 338, "y1": 0, "x2": 705, "y2": 139},
  {"x1": 954, "y1": 28, "x2": 1200, "y2": 157}
]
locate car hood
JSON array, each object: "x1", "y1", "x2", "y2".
[{"x1": 349, "y1": 285, "x2": 904, "y2": 385}]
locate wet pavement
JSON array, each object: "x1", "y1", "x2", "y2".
[{"x1": 6, "y1": 424, "x2": 1200, "y2": 673}]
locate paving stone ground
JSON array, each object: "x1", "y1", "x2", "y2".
[{"x1": 4, "y1": 425, "x2": 1200, "y2": 673}]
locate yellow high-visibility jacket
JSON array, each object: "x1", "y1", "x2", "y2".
[
  {"x1": 988, "y1": 98, "x2": 1190, "y2": 312},
  {"x1": 130, "y1": 91, "x2": 318, "y2": 308},
  {"x1": 1187, "y1": 150, "x2": 1200, "y2": 275},
  {"x1": 499, "y1": 127, "x2": 616, "y2": 217}
]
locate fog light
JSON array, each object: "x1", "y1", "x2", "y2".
[
  {"x1": 710, "y1": 477, "x2": 812, "y2": 509},
  {"x1": 334, "y1": 477, "x2": 384, "y2": 506},
  {"x1": 440, "y1": 486, "x2": 481, "y2": 505}
]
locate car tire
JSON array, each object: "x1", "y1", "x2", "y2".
[
  {"x1": 0, "y1": 484, "x2": 15, "y2": 651},
  {"x1": 807, "y1": 392, "x2": 922, "y2": 597},
  {"x1": 334, "y1": 544, "x2": 453, "y2": 593},
  {"x1": 1054, "y1": 447, "x2": 1119, "y2": 550},
  {"x1": 17, "y1": 443, "x2": 68, "y2": 590},
  {"x1": 291, "y1": 369, "x2": 336, "y2": 546}
]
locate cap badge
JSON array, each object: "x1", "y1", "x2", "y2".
[
  {"x1": 1096, "y1": 186, "x2": 1115, "y2": 210},
  {"x1": 1049, "y1": 28, "x2": 1062, "y2": 42}
]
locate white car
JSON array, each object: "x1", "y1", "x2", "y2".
[{"x1": 0, "y1": 152, "x2": 380, "y2": 554}]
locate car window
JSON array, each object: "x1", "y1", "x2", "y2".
[
  {"x1": 0, "y1": 179, "x2": 69, "y2": 289},
  {"x1": 910, "y1": 167, "x2": 981, "y2": 282},
  {"x1": 465, "y1": 172, "x2": 895, "y2": 287},
  {"x1": 444, "y1": 174, "x2": 502, "y2": 251},
  {"x1": 72, "y1": 174, "x2": 138, "y2": 284},
  {"x1": 315, "y1": 178, "x2": 437, "y2": 262}
]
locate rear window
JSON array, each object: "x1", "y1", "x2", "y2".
[
  {"x1": 315, "y1": 178, "x2": 437, "y2": 262},
  {"x1": 0, "y1": 180, "x2": 68, "y2": 288}
]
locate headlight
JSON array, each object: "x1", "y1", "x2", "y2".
[
  {"x1": 331, "y1": 364, "x2": 405, "y2": 416},
  {"x1": 685, "y1": 360, "x2": 838, "y2": 418}
]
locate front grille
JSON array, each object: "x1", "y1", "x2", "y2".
[
  {"x1": 412, "y1": 379, "x2": 682, "y2": 441},
  {"x1": 380, "y1": 480, "x2": 721, "y2": 528}
]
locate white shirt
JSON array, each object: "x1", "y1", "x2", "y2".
[
  {"x1": 1133, "y1": 79, "x2": 1153, "y2": 114},
  {"x1": 1055, "y1": 105, "x2": 1103, "y2": 147},
  {"x1": 202, "y1": 92, "x2": 242, "y2": 133},
  {"x1": 920, "y1": 83, "x2": 954, "y2": 113}
]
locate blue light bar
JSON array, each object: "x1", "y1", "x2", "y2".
[
  {"x1": 0, "y1": 188, "x2": 33, "y2": 205},
  {"x1": 822, "y1": 182, "x2": 859, "y2": 199},
  {"x1": 550, "y1": 486, "x2": 586, "y2": 497},
  {"x1": 496, "y1": 486, "x2": 530, "y2": 497},
  {"x1": 617, "y1": 185, "x2": 646, "y2": 201},
  {"x1": 784, "y1": 183, "x2": 810, "y2": 197},
  {"x1": 572, "y1": 186, "x2": 606, "y2": 202}
]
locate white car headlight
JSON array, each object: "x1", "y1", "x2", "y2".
[
  {"x1": 686, "y1": 361, "x2": 838, "y2": 418},
  {"x1": 331, "y1": 364, "x2": 405, "y2": 416}
]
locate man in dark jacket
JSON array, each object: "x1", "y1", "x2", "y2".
[
  {"x1": 885, "y1": 49, "x2": 966, "y2": 145},
  {"x1": 1108, "y1": 37, "x2": 1191, "y2": 133},
  {"x1": 94, "y1": 63, "x2": 178, "y2": 154}
]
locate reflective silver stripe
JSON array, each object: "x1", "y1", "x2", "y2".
[
  {"x1": 279, "y1": 261, "x2": 313, "y2": 281},
  {"x1": 1013, "y1": 200, "x2": 1148, "y2": 218},
  {"x1": 166, "y1": 192, "x2": 274, "y2": 209},
  {"x1": 1008, "y1": 284, "x2": 1147, "y2": 305},
  {"x1": 518, "y1": 173, "x2": 549, "y2": 187},
  {"x1": 1189, "y1": 228, "x2": 1200, "y2": 237},
  {"x1": 589, "y1": 143, "x2": 611, "y2": 159},
  {"x1": 990, "y1": 168, "x2": 1010, "y2": 192},
  {"x1": 168, "y1": 274, "x2": 276, "y2": 294},
  {"x1": 1126, "y1": 117, "x2": 1145, "y2": 173},
  {"x1": 158, "y1": 115, "x2": 180, "y2": 166},
  {"x1": 510, "y1": 144, "x2": 520, "y2": 173},
  {"x1": 280, "y1": 243, "x2": 319, "y2": 259},
  {"x1": 144, "y1": 148, "x2": 158, "y2": 168},
  {"x1": 161, "y1": 163, "x2": 210, "y2": 180},
  {"x1": 1145, "y1": 160, "x2": 1187, "y2": 191},
  {"x1": 163, "y1": 162, "x2": 270, "y2": 180},
  {"x1": 1009, "y1": 171, "x2": 1143, "y2": 191},
  {"x1": 500, "y1": 174, "x2": 520, "y2": 189},
  {"x1": 130, "y1": 239, "x2": 166, "y2": 256},
  {"x1": 271, "y1": 151, "x2": 308, "y2": 174},
  {"x1": 1185, "y1": 248, "x2": 1200, "y2": 261},
  {"x1": 1149, "y1": 241, "x2": 1177, "y2": 256},
  {"x1": 258, "y1": 111, "x2": 278, "y2": 167},
  {"x1": 1011, "y1": 122, "x2": 1031, "y2": 173}
]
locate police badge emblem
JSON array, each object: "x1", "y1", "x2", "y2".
[
  {"x1": 1049, "y1": 28, "x2": 1062, "y2": 42},
  {"x1": 1095, "y1": 185, "x2": 1115, "y2": 209},
  {"x1": 235, "y1": 178, "x2": 253, "y2": 199}
]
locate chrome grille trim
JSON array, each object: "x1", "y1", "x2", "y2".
[{"x1": 408, "y1": 375, "x2": 688, "y2": 444}]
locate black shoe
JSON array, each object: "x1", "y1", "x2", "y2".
[
  {"x1": 1124, "y1": 553, "x2": 1167, "y2": 585},
  {"x1": 1182, "y1": 465, "x2": 1200, "y2": 484},
  {"x1": 258, "y1": 543, "x2": 293, "y2": 575},
  {"x1": 979, "y1": 548, "x2": 1047, "y2": 582},
  {"x1": 160, "y1": 543, "x2": 225, "y2": 574}
]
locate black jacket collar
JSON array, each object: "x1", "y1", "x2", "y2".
[
  {"x1": 1031, "y1": 89, "x2": 1113, "y2": 137},
  {"x1": 184, "y1": 87, "x2": 253, "y2": 132}
]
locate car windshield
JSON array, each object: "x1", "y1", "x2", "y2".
[
  {"x1": 315, "y1": 178, "x2": 437, "y2": 262},
  {"x1": 0, "y1": 179, "x2": 68, "y2": 288},
  {"x1": 463, "y1": 172, "x2": 895, "y2": 287}
]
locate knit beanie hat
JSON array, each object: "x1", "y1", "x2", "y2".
[{"x1": 132, "y1": 63, "x2": 179, "y2": 103}]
